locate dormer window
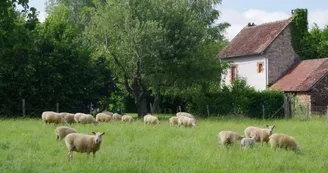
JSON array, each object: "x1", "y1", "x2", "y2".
[{"x1": 257, "y1": 62, "x2": 264, "y2": 73}]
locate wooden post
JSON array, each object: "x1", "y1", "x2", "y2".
[
  {"x1": 306, "y1": 104, "x2": 309, "y2": 120},
  {"x1": 178, "y1": 106, "x2": 181, "y2": 112},
  {"x1": 22, "y1": 99, "x2": 25, "y2": 117},
  {"x1": 56, "y1": 102, "x2": 59, "y2": 113},
  {"x1": 262, "y1": 104, "x2": 265, "y2": 120},
  {"x1": 150, "y1": 103, "x2": 153, "y2": 114},
  {"x1": 206, "y1": 105, "x2": 210, "y2": 117}
]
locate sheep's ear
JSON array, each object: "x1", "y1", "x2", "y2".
[
  {"x1": 101, "y1": 132, "x2": 105, "y2": 136},
  {"x1": 92, "y1": 132, "x2": 96, "y2": 135}
]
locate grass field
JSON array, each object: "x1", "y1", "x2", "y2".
[{"x1": 1, "y1": 115, "x2": 328, "y2": 173}]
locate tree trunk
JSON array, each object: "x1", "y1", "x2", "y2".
[
  {"x1": 136, "y1": 97, "x2": 148, "y2": 118},
  {"x1": 152, "y1": 85, "x2": 161, "y2": 113}
]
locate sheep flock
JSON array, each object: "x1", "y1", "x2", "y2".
[{"x1": 41, "y1": 110, "x2": 301, "y2": 162}]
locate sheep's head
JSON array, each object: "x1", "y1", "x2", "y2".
[
  {"x1": 92, "y1": 132, "x2": 105, "y2": 144},
  {"x1": 266, "y1": 125, "x2": 275, "y2": 135}
]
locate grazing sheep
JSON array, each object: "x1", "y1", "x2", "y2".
[
  {"x1": 42, "y1": 111, "x2": 65, "y2": 125},
  {"x1": 55, "y1": 126, "x2": 76, "y2": 141},
  {"x1": 240, "y1": 135, "x2": 259, "y2": 149},
  {"x1": 269, "y1": 133, "x2": 301, "y2": 153},
  {"x1": 121, "y1": 115, "x2": 133, "y2": 122},
  {"x1": 74, "y1": 113, "x2": 85, "y2": 123},
  {"x1": 112, "y1": 113, "x2": 122, "y2": 121},
  {"x1": 244, "y1": 125, "x2": 275, "y2": 145},
  {"x1": 96, "y1": 113, "x2": 112, "y2": 122},
  {"x1": 218, "y1": 131, "x2": 244, "y2": 146},
  {"x1": 65, "y1": 132, "x2": 105, "y2": 161},
  {"x1": 79, "y1": 114, "x2": 98, "y2": 125},
  {"x1": 168, "y1": 116, "x2": 179, "y2": 126},
  {"x1": 102, "y1": 111, "x2": 114, "y2": 117},
  {"x1": 177, "y1": 116, "x2": 196, "y2": 128},
  {"x1": 59, "y1": 112, "x2": 76, "y2": 124},
  {"x1": 144, "y1": 114, "x2": 160, "y2": 124},
  {"x1": 176, "y1": 112, "x2": 195, "y2": 119}
]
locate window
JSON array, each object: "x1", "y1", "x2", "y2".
[
  {"x1": 257, "y1": 62, "x2": 264, "y2": 73},
  {"x1": 230, "y1": 65, "x2": 238, "y2": 81}
]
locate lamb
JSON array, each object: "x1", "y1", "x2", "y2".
[
  {"x1": 143, "y1": 114, "x2": 160, "y2": 124},
  {"x1": 121, "y1": 115, "x2": 133, "y2": 122},
  {"x1": 59, "y1": 112, "x2": 76, "y2": 124},
  {"x1": 176, "y1": 112, "x2": 195, "y2": 119},
  {"x1": 65, "y1": 132, "x2": 105, "y2": 161},
  {"x1": 42, "y1": 111, "x2": 66, "y2": 125},
  {"x1": 177, "y1": 116, "x2": 196, "y2": 128},
  {"x1": 218, "y1": 130, "x2": 244, "y2": 146},
  {"x1": 168, "y1": 116, "x2": 179, "y2": 126},
  {"x1": 112, "y1": 113, "x2": 122, "y2": 121},
  {"x1": 240, "y1": 135, "x2": 259, "y2": 149},
  {"x1": 244, "y1": 125, "x2": 275, "y2": 145},
  {"x1": 79, "y1": 114, "x2": 98, "y2": 125},
  {"x1": 96, "y1": 113, "x2": 112, "y2": 122},
  {"x1": 269, "y1": 133, "x2": 301, "y2": 153},
  {"x1": 55, "y1": 126, "x2": 77, "y2": 141}
]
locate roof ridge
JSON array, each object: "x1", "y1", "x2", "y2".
[
  {"x1": 245, "y1": 17, "x2": 293, "y2": 28},
  {"x1": 300, "y1": 58, "x2": 328, "y2": 91}
]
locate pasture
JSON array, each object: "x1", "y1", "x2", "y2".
[{"x1": 1, "y1": 115, "x2": 328, "y2": 173}]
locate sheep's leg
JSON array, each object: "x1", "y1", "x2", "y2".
[
  {"x1": 67, "y1": 151, "x2": 73, "y2": 161},
  {"x1": 56, "y1": 135, "x2": 59, "y2": 141}
]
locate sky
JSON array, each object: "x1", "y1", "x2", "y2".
[{"x1": 29, "y1": 0, "x2": 328, "y2": 40}]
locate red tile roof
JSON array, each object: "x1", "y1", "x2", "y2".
[
  {"x1": 218, "y1": 17, "x2": 293, "y2": 58},
  {"x1": 270, "y1": 58, "x2": 328, "y2": 92}
]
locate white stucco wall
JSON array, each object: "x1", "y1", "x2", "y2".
[{"x1": 222, "y1": 55, "x2": 267, "y2": 91}]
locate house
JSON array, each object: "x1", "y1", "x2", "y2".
[
  {"x1": 218, "y1": 17, "x2": 299, "y2": 91},
  {"x1": 270, "y1": 58, "x2": 328, "y2": 114}
]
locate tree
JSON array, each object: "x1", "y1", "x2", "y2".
[{"x1": 85, "y1": 0, "x2": 229, "y2": 117}]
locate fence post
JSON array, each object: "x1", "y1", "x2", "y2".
[
  {"x1": 22, "y1": 99, "x2": 25, "y2": 117},
  {"x1": 56, "y1": 102, "x2": 59, "y2": 113},
  {"x1": 150, "y1": 103, "x2": 153, "y2": 114},
  {"x1": 306, "y1": 104, "x2": 309, "y2": 120},
  {"x1": 326, "y1": 105, "x2": 328, "y2": 122},
  {"x1": 262, "y1": 104, "x2": 265, "y2": 120},
  {"x1": 90, "y1": 102, "x2": 93, "y2": 114},
  {"x1": 206, "y1": 105, "x2": 210, "y2": 117},
  {"x1": 178, "y1": 106, "x2": 181, "y2": 112}
]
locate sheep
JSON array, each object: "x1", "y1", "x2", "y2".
[
  {"x1": 65, "y1": 132, "x2": 105, "y2": 161},
  {"x1": 59, "y1": 112, "x2": 76, "y2": 124},
  {"x1": 269, "y1": 133, "x2": 301, "y2": 153},
  {"x1": 218, "y1": 130, "x2": 244, "y2": 146},
  {"x1": 55, "y1": 126, "x2": 77, "y2": 141},
  {"x1": 240, "y1": 135, "x2": 259, "y2": 149},
  {"x1": 102, "y1": 111, "x2": 114, "y2": 117},
  {"x1": 74, "y1": 113, "x2": 85, "y2": 123},
  {"x1": 79, "y1": 114, "x2": 98, "y2": 125},
  {"x1": 177, "y1": 116, "x2": 196, "y2": 128},
  {"x1": 121, "y1": 115, "x2": 133, "y2": 122},
  {"x1": 42, "y1": 111, "x2": 65, "y2": 125},
  {"x1": 168, "y1": 116, "x2": 179, "y2": 126},
  {"x1": 112, "y1": 113, "x2": 122, "y2": 121},
  {"x1": 244, "y1": 125, "x2": 275, "y2": 145},
  {"x1": 96, "y1": 113, "x2": 112, "y2": 122},
  {"x1": 144, "y1": 114, "x2": 160, "y2": 124},
  {"x1": 176, "y1": 112, "x2": 195, "y2": 119}
]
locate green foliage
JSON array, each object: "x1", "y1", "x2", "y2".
[
  {"x1": 0, "y1": 118, "x2": 327, "y2": 172},
  {"x1": 183, "y1": 78, "x2": 285, "y2": 118}
]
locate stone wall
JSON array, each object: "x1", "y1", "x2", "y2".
[
  {"x1": 310, "y1": 74, "x2": 328, "y2": 113},
  {"x1": 295, "y1": 93, "x2": 311, "y2": 115},
  {"x1": 265, "y1": 25, "x2": 299, "y2": 85}
]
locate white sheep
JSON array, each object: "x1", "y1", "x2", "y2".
[
  {"x1": 55, "y1": 126, "x2": 77, "y2": 141},
  {"x1": 240, "y1": 135, "x2": 259, "y2": 149},
  {"x1": 79, "y1": 114, "x2": 98, "y2": 125},
  {"x1": 74, "y1": 113, "x2": 85, "y2": 123},
  {"x1": 178, "y1": 116, "x2": 196, "y2": 128},
  {"x1": 168, "y1": 116, "x2": 179, "y2": 126},
  {"x1": 102, "y1": 111, "x2": 114, "y2": 116},
  {"x1": 65, "y1": 132, "x2": 105, "y2": 161},
  {"x1": 96, "y1": 113, "x2": 112, "y2": 122},
  {"x1": 42, "y1": 111, "x2": 66, "y2": 125},
  {"x1": 144, "y1": 114, "x2": 160, "y2": 124},
  {"x1": 244, "y1": 125, "x2": 275, "y2": 145},
  {"x1": 112, "y1": 113, "x2": 122, "y2": 121},
  {"x1": 176, "y1": 112, "x2": 195, "y2": 119},
  {"x1": 269, "y1": 133, "x2": 302, "y2": 153},
  {"x1": 59, "y1": 112, "x2": 75, "y2": 124},
  {"x1": 121, "y1": 115, "x2": 133, "y2": 122},
  {"x1": 218, "y1": 130, "x2": 244, "y2": 146}
]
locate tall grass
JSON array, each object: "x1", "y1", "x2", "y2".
[{"x1": 0, "y1": 116, "x2": 328, "y2": 173}]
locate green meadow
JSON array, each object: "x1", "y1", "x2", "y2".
[{"x1": 1, "y1": 115, "x2": 328, "y2": 173}]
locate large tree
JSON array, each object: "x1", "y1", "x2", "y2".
[{"x1": 85, "y1": 0, "x2": 229, "y2": 117}]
